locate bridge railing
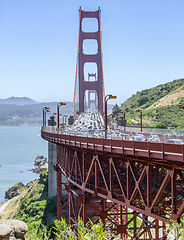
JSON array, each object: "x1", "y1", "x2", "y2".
[
  {"x1": 41, "y1": 126, "x2": 184, "y2": 164},
  {"x1": 42, "y1": 125, "x2": 184, "y2": 142}
]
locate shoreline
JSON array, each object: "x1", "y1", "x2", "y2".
[
  {"x1": 0, "y1": 176, "x2": 40, "y2": 219},
  {"x1": 0, "y1": 175, "x2": 39, "y2": 206},
  {"x1": 0, "y1": 154, "x2": 48, "y2": 205},
  {"x1": 0, "y1": 195, "x2": 21, "y2": 218}
]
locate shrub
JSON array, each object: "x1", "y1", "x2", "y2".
[
  {"x1": 54, "y1": 217, "x2": 121, "y2": 240},
  {"x1": 155, "y1": 123, "x2": 167, "y2": 129}
]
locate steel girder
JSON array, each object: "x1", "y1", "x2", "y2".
[
  {"x1": 54, "y1": 144, "x2": 178, "y2": 239},
  {"x1": 41, "y1": 129, "x2": 184, "y2": 239}
]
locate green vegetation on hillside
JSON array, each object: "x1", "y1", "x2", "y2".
[
  {"x1": 113, "y1": 78, "x2": 184, "y2": 129},
  {"x1": 146, "y1": 103, "x2": 184, "y2": 129},
  {"x1": 14, "y1": 171, "x2": 57, "y2": 239},
  {"x1": 121, "y1": 78, "x2": 184, "y2": 112}
]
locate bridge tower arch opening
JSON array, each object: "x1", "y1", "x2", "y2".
[
  {"x1": 72, "y1": 7, "x2": 105, "y2": 115},
  {"x1": 87, "y1": 73, "x2": 98, "y2": 110}
]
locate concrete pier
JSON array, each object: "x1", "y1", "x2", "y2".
[
  {"x1": 48, "y1": 141, "x2": 57, "y2": 198},
  {"x1": 48, "y1": 116, "x2": 57, "y2": 198}
]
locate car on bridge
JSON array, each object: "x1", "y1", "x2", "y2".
[
  {"x1": 147, "y1": 134, "x2": 160, "y2": 142},
  {"x1": 165, "y1": 139, "x2": 184, "y2": 144},
  {"x1": 112, "y1": 130, "x2": 122, "y2": 139},
  {"x1": 131, "y1": 134, "x2": 145, "y2": 141}
]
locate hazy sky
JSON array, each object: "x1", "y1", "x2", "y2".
[{"x1": 0, "y1": 0, "x2": 184, "y2": 105}]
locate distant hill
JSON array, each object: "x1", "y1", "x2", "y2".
[
  {"x1": 0, "y1": 101, "x2": 73, "y2": 126},
  {"x1": 0, "y1": 98, "x2": 114, "y2": 126},
  {"x1": 0, "y1": 97, "x2": 37, "y2": 106},
  {"x1": 116, "y1": 78, "x2": 184, "y2": 129}
]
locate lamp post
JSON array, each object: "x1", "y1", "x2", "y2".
[
  {"x1": 42, "y1": 107, "x2": 50, "y2": 127},
  {"x1": 59, "y1": 114, "x2": 62, "y2": 127},
  {"x1": 57, "y1": 102, "x2": 66, "y2": 128},
  {"x1": 120, "y1": 111, "x2": 126, "y2": 131},
  {"x1": 135, "y1": 109, "x2": 142, "y2": 133},
  {"x1": 105, "y1": 94, "x2": 117, "y2": 138},
  {"x1": 45, "y1": 109, "x2": 50, "y2": 127}
]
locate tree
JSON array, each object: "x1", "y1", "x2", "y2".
[{"x1": 112, "y1": 104, "x2": 120, "y2": 114}]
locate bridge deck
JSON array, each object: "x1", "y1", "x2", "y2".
[{"x1": 42, "y1": 127, "x2": 184, "y2": 167}]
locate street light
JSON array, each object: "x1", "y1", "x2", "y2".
[
  {"x1": 105, "y1": 94, "x2": 117, "y2": 138},
  {"x1": 135, "y1": 109, "x2": 142, "y2": 133},
  {"x1": 45, "y1": 109, "x2": 50, "y2": 127},
  {"x1": 59, "y1": 114, "x2": 62, "y2": 127},
  {"x1": 42, "y1": 107, "x2": 50, "y2": 127},
  {"x1": 57, "y1": 102, "x2": 66, "y2": 128},
  {"x1": 120, "y1": 111, "x2": 126, "y2": 131}
]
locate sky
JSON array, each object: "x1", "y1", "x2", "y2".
[{"x1": 0, "y1": 0, "x2": 184, "y2": 106}]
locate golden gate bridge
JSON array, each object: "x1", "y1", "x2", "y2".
[{"x1": 41, "y1": 8, "x2": 184, "y2": 239}]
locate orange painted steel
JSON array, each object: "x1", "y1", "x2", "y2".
[
  {"x1": 42, "y1": 128, "x2": 184, "y2": 239},
  {"x1": 77, "y1": 9, "x2": 104, "y2": 113},
  {"x1": 42, "y1": 130, "x2": 184, "y2": 164}
]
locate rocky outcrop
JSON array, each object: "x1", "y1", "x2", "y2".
[
  {"x1": 34, "y1": 155, "x2": 47, "y2": 166},
  {"x1": 31, "y1": 163, "x2": 48, "y2": 174},
  {"x1": 0, "y1": 219, "x2": 28, "y2": 240},
  {"x1": 5, "y1": 183, "x2": 25, "y2": 200},
  {"x1": 29, "y1": 155, "x2": 48, "y2": 174}
]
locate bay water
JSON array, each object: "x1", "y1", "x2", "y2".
[{"x1": 0, "y1": 126, "x2": 48, "y2": 204}]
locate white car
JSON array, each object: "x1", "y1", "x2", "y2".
[
  {"x1": 147, "y1": 135, "x2": 160, "y2": 142},
  {"x1": 133, "y1": 134, "x2": 145, "y2": 141},
  {"x1": 165, "y1": 139, "x2": 184, "y2": 144}
]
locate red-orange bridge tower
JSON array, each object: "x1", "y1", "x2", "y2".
[{"x1": 72, "y1": 7, "x2": 105, "y2": 115}]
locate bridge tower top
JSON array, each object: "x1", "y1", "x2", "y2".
[{"x1": 72, "y1": 8, "x2": 105, "y2": 115}]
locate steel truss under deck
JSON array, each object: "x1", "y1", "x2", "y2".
[{"x1": 42, "y1": 128, "x2": 184, "y2": 239}]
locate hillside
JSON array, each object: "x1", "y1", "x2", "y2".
[
  {"x1": 1, "y1": 171, "x2": 57, "y2": 239},
  {"x1": 0, "y1": 98, "x2": 114, "y2": 126},
  {"x1": 0, "y1": 102, "x2": 73, "y2": 126},
  {"x1": 147, "y1": 85, "x2": 184, "y2": 109},
  {"x1": 115, "y1": 78, "x2": 184, "y2": 129},
  {"x1": 0, "y1": 97, "x2": 37, "y2": 106}
]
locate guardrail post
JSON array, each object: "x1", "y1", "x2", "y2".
[
  {"x1": 121, "y1": 140, "x2": 124, "y2": 154},
  {"x1": 161, "y1": 143, "x2": 165, "y2": 160},
  {"x1": 110, "y1": 138, "x2": 113, "y2": 153},
  {"x1": 147, "y1": 142, "x2": 150, "y2": 158},
  {"x1": 132, "y1": 141, "x2": 135, "y2": 156}
]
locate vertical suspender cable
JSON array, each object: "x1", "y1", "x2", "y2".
[
  {"x1": 72, "y1": 8, "x2": 81, "y2": 116},
  {"x1": 99, "y1": 8, "x2": 105, "y2": 111}
]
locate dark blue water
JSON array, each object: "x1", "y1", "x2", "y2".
[{"x1": 0, "y1": 126, "x2": 47, "y2": 204}]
